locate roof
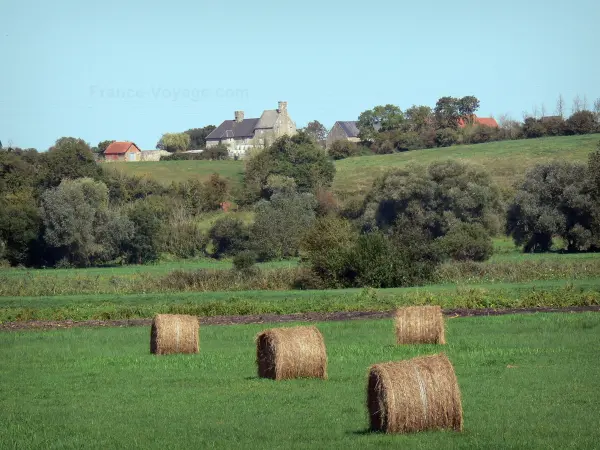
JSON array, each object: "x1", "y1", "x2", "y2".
[
  {"x1": 104, "y1": 141, "x2": 140, "y2": 154},
  {"x1": 336, "y1": 121, "x2": 360, "y2": 138},
  {"x1": 255, "y1": 109, "x2": 279, "y2": 129},
  {"x1": 206, "y1": 118, "x2": 260, "y2": 140},
  {"x1": 458, "y1": 116, "x2": 498, "y2": 128}
]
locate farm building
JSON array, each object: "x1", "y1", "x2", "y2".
[
  {"x1": 103, "y1": 141, "x2": 142, "y2": 162},
  {"x1": 206, "y1": 101, "x2": 297, "y2": 157},
  {"x1": 326, "y1": 121, "x2": 361, "y2": 148},
  {"x1": 458, "y1": 115, "x2": 499, "y2": 128}
]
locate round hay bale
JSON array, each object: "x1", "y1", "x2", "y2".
[
  {"x1": 150, "y1": 314, "x2": 199, "y2": 355},
  {"x1": 256, "y1": 326, "x2": 327, "y2": 380},
  {"x1": 367, "y1": 353, "x2": 463, "y2": 434},
  {"x1": 395, "y1": 306, "x2": 445, "y2": 344}
]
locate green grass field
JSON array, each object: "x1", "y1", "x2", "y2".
[
  {"x1": 1, "y1": 312, "x2": 598, "y2": 449},
  {"x1": 108, "y1": 134, "x2": 600, "y2": 197}
]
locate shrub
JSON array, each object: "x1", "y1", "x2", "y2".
[
  {"x1": 541, "y1": 117, "x2": 567, "y2": 136},
  {"x1": 0, "y1": 189, "x2": 42, "y2": 266},
  {"x1": 314, "y1": 188, "x2": 339, "y2": 217},
  {"x1": 250, "y1": 191, "x2": 316, "y2": 261},
  {"x1": 328, "y1": 140, "x2": 359, "y2": 160},
  {"x1": 161, "y1": 152, "x2": 205, "y2": 161},
  {"x1": 522, "y1": 118, "x2": 546, "y2": 138},
  {"x1": 158, "y1": 215, "x2": 207, "y2": 258},
  {"x1": 436, "y1": 223, "x2": 493, "y2": 262},
  {"x1": 361, "y1": 160, "x2": 503, "y2": 238},
  {"x1": 434, "y1": 128, "x2": 459, "y2": 147},
  {"x1": 232, "y1": 250, "x2": 258, "y2": 275},
  {"x1": 42, "y1": 137, "x2": 103, "y2": 189},
  {"x1": 566, "y1": 110, "x2": 597, "y2": 135},
  {"x1": 208, "y1": 217, "x2": 250, "y2": 258}
]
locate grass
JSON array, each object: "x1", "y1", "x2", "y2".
[
  {"x1": 107, "y1": 135, "x2": 600, "y2": 198},
  {"x1": 1, "y1": 278, "x2": 599, "y2": 323},
  {"x1": 1, "y1": 312, "x2": 598, "y2": 448}
]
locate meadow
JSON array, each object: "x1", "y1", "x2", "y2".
[
  {"x1": 109, "y1": 134, "x2": 600, "y2": 197},
  {"x1": 1, "y1": 312, "x2": 599, "y2": 449}
]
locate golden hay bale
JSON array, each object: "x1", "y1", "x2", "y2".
[
  {"x1": 395, "y1": 306, "x2": 446, "y2": 344},
  {"x1": 150, "y1": 314, "x2": 199, "y2": 355},
  {"x1": 256, "y1": 325, "x2": 327, "y2": 380},
  {"x1": 367, "y1": 353, "x2": 463, "y2": 434}
]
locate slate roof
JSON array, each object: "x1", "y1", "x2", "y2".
[
  {"x1": 337, "y1": 121, "x2": 360, "y2": 138},
  {"x1": 206, "y1": 118, "x2": 261, "y2": 140},
  {"x1": 255, "y1": 110, "x2": 279, "y2": 129},
  {"x1": 104, "y1": 141, "x2": 140, "y2": 155}
]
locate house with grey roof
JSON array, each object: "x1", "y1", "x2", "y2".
[
  {"x1": 205, "y1": 101, "x2": 296, "y2": 157},
  {"x1": 326, "y1": 121, "x2": 361, "y2": 149}
]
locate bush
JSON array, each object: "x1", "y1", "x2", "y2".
[
  {"x1": 436, "y1": 223, "x2": 493, "y2": 262},
  {"x1": 506, "y1": 161, "x2": 599, "y2": 252},
  {"x1": 522, "y1": 118, "x2": 546, "y2": 138},
  {"x1": 158, "y1": 215, "x2": 207, "y2": 258},
  {"x1": 208, "y1": 217, "x2": 250, "y2": 258},
  {"x1": 232, "y1": 250, "x2": 258, "y2": 275},
  {"x1": 161, "y1": 152, "x2": 205, "y2": 161},
  {"x1": 541, "y1": 117, "x2": 567, "y2": 136},
  {"x1": 361, "y1": 160, "x2": 503, "y2": 238},
  {"x1": 328, "y1": 140, "x2": 359, "y2": 160},
  {"x1": 434, "y1": 128, "x2": 459, "y2": 147},
  {"x1": 250, "y1": 191, "x2": 316, "y2": 261},
  {"x1": 566, "y1": 110, "x2": 598, "y2": 135}
]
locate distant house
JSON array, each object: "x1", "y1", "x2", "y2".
[
  {"x1": 104, "y1": 141, "x2": 142, "y2": 162},
  {"x1": 205, "y1": 101, "x2": 296, "y2": 157},
  {"x1": 326, "y1": 121, "x2": 361, "y2": 148},
  {"x1": 458, "y1": 115, "x2": 499, "y2": 128}
]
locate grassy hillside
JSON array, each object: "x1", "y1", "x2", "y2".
[
  {"x1": 107, "y1": 135, "x2": 599, "y2": 197},
  {"x1": 1, "y1": 313, "x2": 599, "y2": 448}
]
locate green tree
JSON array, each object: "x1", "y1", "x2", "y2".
[
  {"x1": 40, "y1": 178, "x2": 111, "y2": 266},
  {"x1": 208, "y1": 217, "x2": 250, "y2": 258},
  {"x1": 357, "y1": 105, "x2": 404, "y2": 141},
  {"x1": 0, "y1": 189, "x2": 42, "y2": 265},
  {"x1": 405, "y1": 105, "x2": 433, "y2": 133},
  {"x1": 506, "y1": 161, "x2": 598, "y2": 252},
  {"x1": 436, "y1": 222, "x2": 493, "y2": 261},
  {"x1": 244, "y1": 131, "x2": 335, "y2": 199},
  {"x1": 457, "y1": 96, "x2": 481, "y2": 123},
  {"x1": 328, "y1": 140, "x2": 359, "y2": 160},
  {"x1": 156, "y1": 132, "x2": 191, "y2": 153},
  {"x1": 185, "y1": 126, "x2": 217, "y2": 149},
  {"x1": 125, "y1": 196, "x2": 173, "y2": 264},
  {"x1": 301, "y1": 120, "x2": 328, "y2": 147},
  {"x1": 42, "y1": 137, "x2": 103, "y2": 189},
  {"x1": 200, "y1": 143, "x2": 229, "y2": 160},
  {"x1": 97, "y1": 140, "x2": 115, "y2": 153},
  {"x1": 250, "y1": 191, "x2": 317, "y2": 260},
  {"x1": 361, "y1": 160, "x2": 502, "y2": 237},
  {"x1": 434, "y1": 97, "x2": 461, "y2": 129}
]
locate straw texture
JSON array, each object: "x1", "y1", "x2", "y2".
[{"x1": 150, "y1": 314, "x2": 199, "y2": 355}]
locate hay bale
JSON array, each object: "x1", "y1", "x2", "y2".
[
  {"x1": 256, "y1": 326, "x2": 327, "y2": 380},
  {"x1": 395, "y1": 306, "x2": 445, "y2": 344},
  {"x1": 150, "y1": 314, "x2": 199, "y2": 355},
  {"x1": 367, "y1": 353, "x2": 463, "y2": 434}
]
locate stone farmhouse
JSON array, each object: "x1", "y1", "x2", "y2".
[
  {"x1": 205, "y1": 101, "x2": 296, "y2": 157},
  {"x1": 103, "y1": 141, "x2": 142, "y2": 161},
  {"x1": 326, "y1": 121, "x2": 361, "y2": 148}
]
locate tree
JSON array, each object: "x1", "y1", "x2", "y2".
[
  {"x1": 572, "y1": 95, "x2": 583, "y2": 114},
  {"x1": 566, "y1": 110, "x2": 597, "y2": 135},
  {"x1": 404, "y1": 105, "x2": 433, "y2": 133},
  {"x1": 328, "y1": 140, "x2": 359, "y2": 160},
  {"x1": 506, "y1": 161, "x2": 598, "y2": 252},
  {"x1": 97, "y1": 140, "x2": 115, "y2": 154},
  {"x1": 357, "y1": 105, "x2": 404, "y2": 141},
  {"x1": 200, "y1": 143, "x2": 229, "y2": 160},
  {"x1": 185, "y1": 126, "x2": 216, "y2": 149},
  {"x1": 0, "y1": 141, "x2": 2, "y2": 149},
  {"x1": 40, "y1": 178, "x2": 111, "y2": 266},
  {"x1": 0, "y1": 189, "x2": 42, "y2": 265},
  {"x1": 436, "y1": 222, "x2": 493, "y2": 261},
  {"x1": 43, "y1": 137, "x2": 103, "y2": 189},
  {"x1": 301, "y1": 120, "x2": 327, "y2": 147},
  {"x1": 457, "y1": 96, "x2": 480, "y2": 123},
  {"x1": 361, "y1": 160, "x2": 503, "y2": 238},
  {"x1": 556, "y1": 94, "x2": 565, "y2": 118},
  {"x1": 208, "y1": 217, "x2": 250, "y2": 258},
  {"x1": 594, "y1": 98, "x2": 600, "y2": 122},
  {"x1": 434, "y1": 97, "x2": 461, "y2": 129},
  {"x1": 522, "y1": 117, "x2": 546, "y2": 138},
  {"x1": 244, "y1": 131, "x2": 335, "y2": 199},
  {"x1": 250, "y1": 191, "x2": 317, "y2": 260},
  {"x1": 156, "y1": 132, "x2": 191, "y2": 153}
]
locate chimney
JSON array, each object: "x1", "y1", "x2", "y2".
[
  {"x1": 277, "y1": 101, "x2": 287, "y2": 113},
  {"x1": 234, "y1": 111, "x2": 244, "y2": 122}
]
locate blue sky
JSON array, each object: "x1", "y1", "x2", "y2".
[{"x1": 1, "y1": 0, "x2": 598, "y2": 150}]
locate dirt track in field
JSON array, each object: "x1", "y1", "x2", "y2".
[{"x1": 1, "y1": 306, "x2": 599, "y2": 332}]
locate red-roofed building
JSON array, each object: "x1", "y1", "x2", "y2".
[
  {"x1": 103, "y1": 141, "x2": 142, "y2": 162},
  {"x1": 458, "y1": 115, "x2": 499, "y2": 128}
]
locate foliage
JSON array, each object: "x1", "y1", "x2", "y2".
[
  {"x1": 156, "y1": 132, "x2": 191, "y2": 153},
  {"x1": 506, "y1": 161, "x2": 599, "y2": 252},
  {"x1": 566, "y1": 110, "x2": 598, "y2": 135},
  {"x1": 208, "y1": 217, "x2": 250, "y2": 258},
  {"x1": 436, "y1": 222, "x2": 493, "y2": 262},
  {"x1": 328, "y1": 140, "x2": 359, "y2": 160},
  {"x1": 232, "y1": 250, "x2": 258, "y2": 273},
  {"x1": 184, "y1": 125, "x2": 216, "y2": 149},
  {"x1": 357, "y1": 104, "x2": 404, "y2": 141},
  {"x1": 244, "y1": 132, "x2": 335, "y2": 199},
  {"x1": 434, "y1": 127, "x2": 460, "y2": 147},
  {"x1": 404, "y1": 105, "x2": 433, "y2": 133},
  {"x1": 361, "y1": 160, "x2": 503, "y2": 237},
  {"x1": 43, "y1": 137, "x2": 103, "y2": 188},
  {"x1": 198, "y1": 143, "x2": 230, "y2": 160},
  {"x1": 522, "y1": 117, "x2": 547, "y2": 138},
  {"x1": 40, "y1": 178, "x2": 111, "y2": 267},
  {"x1": 301, "y1": 120, "x2": 327, "y2": 147},
  {"x1": 158, "y1": 213, "x2": 207, "y2": 259},
  {"x1": 250, "y1": 191, "x2": 317, "y2": 261},
  {"x1": 0, "y1": 189, "x2": 42, "y2": 265}
]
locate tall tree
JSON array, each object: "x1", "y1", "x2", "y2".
[
  {"x1": 156, "y1": 132, "x2": 191, "y2": 153},
  {"x1": 185, "y1": 125, "x2": 216, "y2": 149},
  {"x1": 457, "y1": 96, "x2": 480, "y2": 122},
  {"x1": 301, "y1": 120, "x2": 327, "y2": 146},
  {"x1": 43, "y1": 137, "x2": 103, "y2": 189},
  {"x1": 555, "y1": 94, "x2": 565, "y2": 118},
  {"x1": 404, "y1": 105, "x2": 433, "y2": 133},
  {"x1": 434, "y1": 97, "x2": 461, "y2": 129},
  {"x1": 357, "y1": 104, "x2": 404, "y2": 140},
  {"x1": 572, "y1": 95, "x2": 583, "y2": 113}
]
